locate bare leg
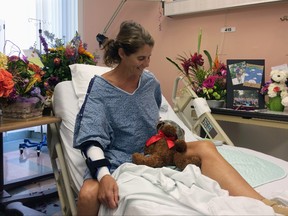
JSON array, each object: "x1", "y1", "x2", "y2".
[
  {"x1": 77, "y1": 179, "x2": 100, "y2": 216},
  {"x1": 185, "y1": 140, "x2": 264, "y2": 199}
]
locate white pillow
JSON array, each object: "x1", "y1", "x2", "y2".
[{"x1": 69, "y1": 64, "x2": 112, "y2": 107}]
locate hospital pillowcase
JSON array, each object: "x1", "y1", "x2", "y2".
[{"x1": 69, "y1": 64, "x2": 111, "y2": 107}]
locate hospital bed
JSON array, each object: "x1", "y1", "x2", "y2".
[{"x1": 49, "y1": 64, "x2": 288, "y2": 216}]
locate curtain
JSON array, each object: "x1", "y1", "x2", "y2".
[{"x1": 36, "y1": 0, "x2": 78, "y2": 44}]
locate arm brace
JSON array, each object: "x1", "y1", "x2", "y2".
[{"x1": 85, "y1": 145, "x2": 111, "y2": 181}]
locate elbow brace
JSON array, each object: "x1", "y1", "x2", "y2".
[
  {"x1": 83, "y1": 144, "x2": 111, "y2": 180},
  {"x1": 86, "y1": 158, "x2": 111, "y2": 180}
]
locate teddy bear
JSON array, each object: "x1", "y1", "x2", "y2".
[
  {"x1": 266, "y1": 69, "x2": 288, "y2": 108},
  {"x1": 132, "y1": 120, "x2": 201, "y2": 171},
  {"x1": 267, "y1": 70, "x2": 287, "y2": 98}
]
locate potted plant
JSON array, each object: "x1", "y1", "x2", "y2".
[
  {"x1": 38, "y1": 31, "x2": 98, "y2": 99},
  {"x1": 0, "y1": 52, "x2": 47, "y2": 119},
  {"x1": 166, "y1": 30, "x2": 227, "y2": 108}
]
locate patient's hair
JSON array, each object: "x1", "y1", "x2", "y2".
[{"x1": 103, "y1": 20, "x2": 154, "y2": 67}]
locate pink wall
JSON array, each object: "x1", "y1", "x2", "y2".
[{"x1": 82, "y1": 0, "x2": 288, "y2": 104}]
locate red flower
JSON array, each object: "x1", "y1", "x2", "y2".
[
  {"x1": 54, "y1": 58, "x2": 61, "y2": 66},
  {"x1": 180, "y1": 58, "x2": 192, "y2": 74},
  {"x1": 190, "y1": 52, "x2": 204, "y2": 68},
  {"x1": 179, "y1": 52, "x2": 204, "y2": 75},
  {"x1": 273, "y1": 86, "x2": 281, "y2": 92}
]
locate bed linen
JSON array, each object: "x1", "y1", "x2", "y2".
[
  {"x1": 98, "y1": 163, "x2": 274, "y2": 215},
  {"x1": 52, "y1": 64, "x2": 288, "y2": 215}
]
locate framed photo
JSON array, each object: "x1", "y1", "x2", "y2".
[{"x1": 226, "y1": 59, "x2": 265, "y2": 110}]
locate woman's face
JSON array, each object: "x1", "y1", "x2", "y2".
[{"x1": 120, "y1": 44, "x2": 153, "y2": 75}]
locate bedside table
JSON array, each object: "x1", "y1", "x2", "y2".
[{"x1": 0, "y1": 116, "x2": 61, "y2": 200}]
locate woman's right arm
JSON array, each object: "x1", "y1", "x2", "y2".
[
  {"x1": 85, "y1": 145, "x2": 110, "y2": 181},
  {"x1": 86, "y1": 145, "x2": 119, "y2": 209}
]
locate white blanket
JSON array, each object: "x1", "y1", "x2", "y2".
[{"x1": 99, "y1": 163, "x2": 275, "y2": 216}]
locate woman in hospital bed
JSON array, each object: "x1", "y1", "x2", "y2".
[{"x1": 73, "y1": 20, "x2": 288, "y2": 216}]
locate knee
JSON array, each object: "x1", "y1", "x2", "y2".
[
  {"x1": 78, "y1": 179, "x2": 99, "y2": 203},
  {"x1": 199, "y1": 140, "x2": 217, "y2": 151},
  {"x1": 187, "y1": 140, "x2": 217, "y2": 157}
]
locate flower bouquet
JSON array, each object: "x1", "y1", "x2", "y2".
[
  {"x1": 38, "y1": 31, "x2": 97, "y2": 98},
  {"x1": 0, "y1": 52, "x2": 46, "y2": 118},
  {"x1": 166, "y1": 30, "x2": 227, "y2": 102}
]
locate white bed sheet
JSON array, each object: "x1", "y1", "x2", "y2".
[{"x1": 98, "y1": 163, "x2": 276, "y2": 215}]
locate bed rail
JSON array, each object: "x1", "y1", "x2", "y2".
[
  {"x1": 172, "y1": 76, "x2": 234, "y2": 146},
  {"x1": 47, "y1": 121, "x2": 77, "y2": 216}
]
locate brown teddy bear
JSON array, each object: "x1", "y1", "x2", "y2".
[{"x1": 132, "y1": 120, "x2": 201, "y2": 170}]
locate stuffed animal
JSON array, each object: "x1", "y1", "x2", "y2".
[
  {"x1": 266, "y1": 69, "x2": 288, "y2": 108},
  {"x1": 132, "y1": 120, "x2": 201, "y2": 171},
  {"x1": 267, "y1": 70, "x2": 287, "y2": 98}
]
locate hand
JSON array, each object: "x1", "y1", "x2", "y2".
[{"x1": 98, "y1": 175, "x2": 119, "y2": 209}]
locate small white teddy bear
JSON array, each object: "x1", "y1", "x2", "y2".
[{"x1": 267, "y1": 70, "x2": 287, "y2": 98}]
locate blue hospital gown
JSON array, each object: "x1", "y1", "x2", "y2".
[{"x1": 73, "y1": 70, "x2": 162, "y2": 173}]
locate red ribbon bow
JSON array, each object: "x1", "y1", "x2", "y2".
[{"x1": 145, "y1": 130, "x2": 176, "y2": 149}]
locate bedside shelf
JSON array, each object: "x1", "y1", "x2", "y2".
[{"x1": 210, "y1": 108, "x2": 288, "y2": 129}]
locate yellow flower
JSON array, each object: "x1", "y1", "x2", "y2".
[
  {"x1": 84, "y1": 50, "x2": 94, "y2": 59},
  {"x1": 0, "y1": 52, "x2": 8, "y2": 69}
]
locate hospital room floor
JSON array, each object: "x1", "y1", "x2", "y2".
[{"x1": 1, "y1": 131, "x2": 62, "y2": 215}]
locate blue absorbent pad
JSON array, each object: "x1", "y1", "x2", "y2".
[{"x1": 217, "y1": 146, "x2": 287, "y2": 188}]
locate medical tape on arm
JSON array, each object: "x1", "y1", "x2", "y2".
[{"x1": 86, "y1": 145, "x2": 111, "y2": 181}]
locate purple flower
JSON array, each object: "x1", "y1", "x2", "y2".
[
  {"x1": 40, "y1": 34, "x2": 49, "y2": 54},
  {"x1": 8, "y1": 55, "x2": 20, "y2": 62},
  {"x1": 260, "y1": 81, "x2": 272, "y2": 95},
  {"x1": 31, "y1": 86, "x2": 41, "y2": 96},
  {"x1": 22, "y1": 55, "x2": 29, "y2": 64},
  {"x1": 47, "y1": 76, "x2": 60, "y2": 87}
]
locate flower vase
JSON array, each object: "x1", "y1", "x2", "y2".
[
  {"x1": 2, "y1": 97, "x2": 44, "y2": 119},
  {"x1": 268, "y1": 95, "x2": 284, "y2": 112}
]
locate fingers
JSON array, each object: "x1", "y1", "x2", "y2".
[
  {"x1": 98, "y1": 177, "x2": 119, "y2": 209},
  {"x1": 107, "y1": 184, "x2": 119, "y2": 208},
  {"x1": 113, "y1": 185, "x2": 119, "y2": 207},
  {"x1": 102, "y1": 187, "x2": 118, "y2": 209}
]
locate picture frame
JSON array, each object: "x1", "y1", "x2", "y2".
[{"x1": 226, "y1": 59, "x2": 265, "y2": 110}]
